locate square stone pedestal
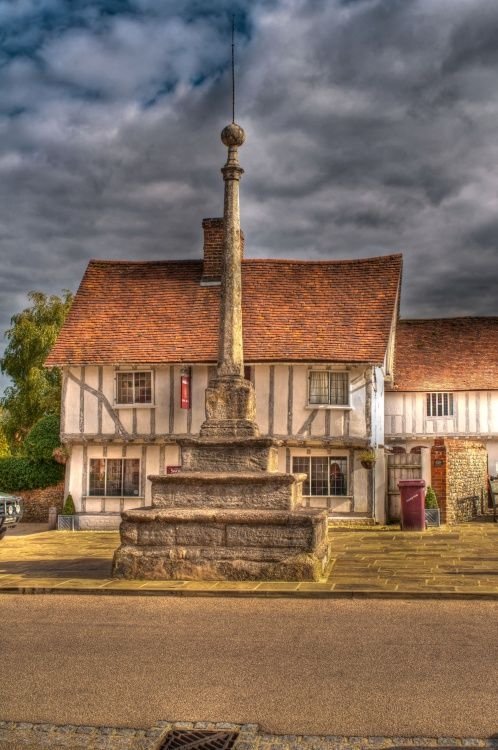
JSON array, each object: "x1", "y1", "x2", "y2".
[{"x1": 112, "y1": 437, "x2": 331, "y2": 582}]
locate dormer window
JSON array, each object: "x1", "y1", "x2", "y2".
[
  {"x1": 308, "y1": 371, "x2": 349, "y2": 406},
  {"x1": 427, "y1": 392, "x2": 454, "y2": 417},
  {"x1": 115, "y1": 371, "x2": 153, "y2": 406}
]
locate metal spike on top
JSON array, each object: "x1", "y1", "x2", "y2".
[{"x1": 231, "y1": 14, "x2": 235, "y2": 123}]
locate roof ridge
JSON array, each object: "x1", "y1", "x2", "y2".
[{"x1": 87, "y1": 253, "x2": 403, "y2": 268}]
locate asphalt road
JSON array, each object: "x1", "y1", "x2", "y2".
[{"x1": 1, "y1": 595, "x2": 497, "y2": 738}]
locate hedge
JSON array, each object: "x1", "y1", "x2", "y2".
[{"x1": 0, "y1": 457, "x2": 64, "y2": 491}]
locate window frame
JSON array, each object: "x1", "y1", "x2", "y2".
[
  {"x1": 426, "y1": 392, "x2": 454, "y2": 418},
  {"x1": 88, "y1": 457, "x2": 141, "y2": 497},
  {"x1": 292, "y1": 455, "x2": 349, "y2": 497},
  {"x1": 114, "y1": 370, "x2": 154, "y2": 407},
  {"x1": 308, "y1": 370, "x2": 350, "y2": 408}
]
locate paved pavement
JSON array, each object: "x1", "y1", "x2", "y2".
[
  {"x1": 0, "y1": 596, "x2": 497, "y2": 738},
  {"x1": 0, "y1": 520, "x2": 497, "y2": 598}
]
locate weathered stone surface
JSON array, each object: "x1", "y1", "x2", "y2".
[
  {"x1": 226, "y1": 524, "x2": 312, "y2": 549},
  {"x1": 113, "y1": 506, "x2": 331, "y2": 580},
  {"x1": 179, "y1": 436, "x2": 279, "y2": 472},
  {"x1": 201, "y1": 377, "x2": 258, "y2": 437},
  {"x1": 175, "y1": 523, "x2": 225, "y2": 546},
  {"x1": 150, "y1": 472, "x2": 305, "y2": 511},
  {"x1": 112, "y1": 543, "x2": 329, "y2": 581}
]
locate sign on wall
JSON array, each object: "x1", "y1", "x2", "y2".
[{"x1": 180, "y1": 368, "x2": 191, "y2": 409}]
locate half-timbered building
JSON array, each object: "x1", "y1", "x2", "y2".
[{"x1": 46, "y1": 218, "x2": 402, "y2": 529}]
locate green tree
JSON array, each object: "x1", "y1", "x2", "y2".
[{"x1": 1, "y1": 290, "x2": 73, "y2": 451}]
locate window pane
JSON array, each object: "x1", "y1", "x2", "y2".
[
  {"x1": 449, "y1": 393, "x2": 454, "y2": 416},
  {"x1": 330, "y1": 373, "x2": 348, "y2": 405},
  {"x1": 106, "y1": 459, "x2": 123, "y2": 496},
  {"x1": 89, "y1": 459, "x2": 105, "y2": 496},
  {"x1": 292, "y1": 456, "x2": 310, "y2": 496},
  {"x1": 134, "y1": 372, "x2": 152, "y2": 404},
  {"x1": 310, "y1": 457, "x2": 329, "y2": 495},
  {"x1": 309, "y1": 372, "x2": 329, "y2": 404},
  {"x1": 123, "y1": 459, "x2": 140, "y2": 496},
  {"x1": 116, "y1": 373, "x2": 134, "y2": 404},
  {"x1": 330, "y1": 458, "x2": 347, "y2": 496}
]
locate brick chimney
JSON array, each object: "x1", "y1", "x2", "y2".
[{"x1": 201, "y1": 217, "x2": 244, "y2": 285}]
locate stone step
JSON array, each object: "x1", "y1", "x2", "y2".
[
  {"x1": 149, "y1": 471, "x2": 307, "y2": 512},
  {"x1": 178, "y1": 436, "x2": 280, "y2": 473}
]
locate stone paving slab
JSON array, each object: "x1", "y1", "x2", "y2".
[
  {"x1": 0, "y1": 521, "x2": 497, "y2": 599},
  {"x1": 1, "y1": 721, "x2": 497, "y2": 750}
]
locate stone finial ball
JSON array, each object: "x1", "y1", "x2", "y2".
[{"x1": 221, "y1": 122, "x2": 245, "y2": 147}]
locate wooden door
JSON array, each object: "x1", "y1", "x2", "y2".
[{"x1": 387, "y1": 449, "x2": 422, "y2": 522}]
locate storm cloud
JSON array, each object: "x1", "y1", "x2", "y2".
[{"x1": 1, "y1": 0, "x2": 497, "y2": 382}]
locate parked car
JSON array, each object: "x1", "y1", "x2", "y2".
[{"x1": 0, "y1": 493, "x2": 23, "y2": 540}]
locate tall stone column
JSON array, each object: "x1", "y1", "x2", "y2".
[{"x1": 200, "y1": 123, "x2": 258, "y2": 438}]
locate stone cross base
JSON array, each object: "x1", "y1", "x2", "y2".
[
  {"x1": 201, "y1": 377, "x2": 258, "y2": 437},
  {"x1": 112, "y1": 506, "x2": 330, "y2": 581}
]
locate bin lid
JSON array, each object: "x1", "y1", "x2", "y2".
[{"x1": 397, "y1": 479, "x2": 426, "y2": 488}]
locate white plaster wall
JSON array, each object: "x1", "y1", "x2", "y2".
[
  {"x1": 349, "y1": 368, "x2": 367, "y2": 438},
  {"x1": 385, "y1": 390, "x2": 498, "y2": 439},
  {"x1": 273, "y1": 365, "x2": 289, "y2": 435},
  {"x1": 254, "y1": 365, "x2": 270, "y2": 434},
  {"x1": 374, "y1": 449, "x2": 386, "y2": 523}
]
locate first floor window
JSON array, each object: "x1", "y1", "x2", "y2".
[
  {"x1": 292, "y1": 456, "x2": 348, "y2": 496},
  {"x1": 427, "y1": 392, "x2": 454, "y2": 417},
  {"x1": 89, "y1": 458, "x2": 140, "y2": 496},
  {"x1": 116, "y1": 371, "x2": 152, "y2": 404},
  {"x1": 309, "y1": 371, "x2": 349, "y2": 406}
]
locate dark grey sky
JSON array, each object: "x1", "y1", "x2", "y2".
[{"x1": 1, "y1": 0, "x2": 497, "y2": 382}]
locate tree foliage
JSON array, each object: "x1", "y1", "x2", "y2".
[
  {"x1": 0, "y1": 290, "x2": 72, "y2": 450},
  {"x1": 24, "y1": 414, "x2": 61, "y2": 461}
]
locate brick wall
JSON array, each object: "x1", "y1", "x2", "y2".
[
  {"x1": 431, "y1": 439, "x2": 488, "y2": 524},
  {"x1": 201, "y1": 217, "x2": 245, "y2": 280},
  {"x1": 16, "y1": 481, "x2": 65, "y2": 522}
]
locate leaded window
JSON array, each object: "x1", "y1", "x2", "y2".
[
  {"x1": 426, "y1": 392, "x2": 454, "y2": 417},
  {"x1": 308, "y1": 371, "x2": 349, "y2": 406},
  {"x1": 89, "y1": 458, "x2": 140, "y2": 497},
  {"x1": 116, "y1": 371, "x2": 152, "y2": 405},
  {"x1": 292, "y1": 456, "x2": 348, "y2": 496}
]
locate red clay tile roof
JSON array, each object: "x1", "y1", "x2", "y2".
[
  {"x1": 46, "y1": 255, "x2": 402, "y2": 367},
  {"x1": 393, "y1": 318, "x2": 498, "y2": 391}
]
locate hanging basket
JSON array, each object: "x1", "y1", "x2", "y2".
[{"x1": 361, "y1": 459, "x2": 375, "y2": 470}]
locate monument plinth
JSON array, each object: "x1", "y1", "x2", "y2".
[{"x1": 112, "y1": 122, "x2": 331, "y2": 581}]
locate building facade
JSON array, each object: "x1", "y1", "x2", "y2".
[{"x1": 47, "y1": 219, "x2": 402, "y2": 529}]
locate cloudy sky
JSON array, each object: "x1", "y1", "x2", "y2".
[{"x1": 1, "y1": 0, "x2": 497, "y2": 375}]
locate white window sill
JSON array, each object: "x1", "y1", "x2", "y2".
[
  {"x1": 113, "y1": 404, "x2": 156, "y2": 409},
  {"x1": 427, "y1": 415, "x2": 455, "y2": 419},
  {"x1": 303, "y1": 495, "x2": 353, "y2": 499},
  {"x1": 84, "y1": 496, "x2": 144, "y2": 500},
  {"x1": 305, "y1": 405, "x2": 352, "y2": 410}
]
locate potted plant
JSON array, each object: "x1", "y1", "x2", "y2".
[
  {"x1": 57, "y1": 493, "x2": 77, "y2": 531},
  {"x1": 359, "y1": 449, "x2": 376, "y2": 470},
  {"x1": 425, "y1": 486, "x2": 440, "y2": 527}
]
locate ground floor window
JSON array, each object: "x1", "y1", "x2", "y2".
[
  {"x1": 88, "y1": 458, "x2": 140, "y2": 496},
  {"x1": 292, "y1": 456, "x2": 348, "y2": 496}
]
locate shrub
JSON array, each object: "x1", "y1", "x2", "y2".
[
  {"x1": 62, "y1": 493, "x2": 75, "y2": 515},
  {"x1": 425, "y1": 486, "x2": 438, "y2": 509},
  {"x1": 24, "y1": 414, "x2": 60, "y2": 461},
  {"x1": 0, "y1": 457, "x2": 64, "y2": 491}
]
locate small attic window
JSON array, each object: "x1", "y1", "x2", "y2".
[
  {"x1": 115, "y1": 371, "x2": 153, "y2": 405},
  {"x1": 427, "y1": 392, "x2": 454, "y2": 418}
]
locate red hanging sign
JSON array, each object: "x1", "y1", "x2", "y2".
[
  {"x1": 180, "y1": 370, "x2": 191, "y2": 409},
  {"x1": 166, "y1": 465, "x2": 181, "y2": 475}
]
